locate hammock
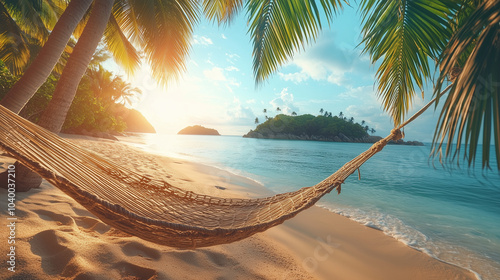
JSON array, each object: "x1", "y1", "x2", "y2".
[{"x1": 0, "y1": 88, "x2": 446, "y2": 249}]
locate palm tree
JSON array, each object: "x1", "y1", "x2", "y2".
[
  {"x1": 0, "y1": 0, "x2": 94, "y2": 113},
  {"x1": 255, "y1": 117, "x2": 259, "y2": 124},
  {"x1": 370, "y1": 128, "x2": 376, "y2": 134},
  {"x1": 112, "y1": 78, "x2": 142, "y2": 106},
  {"x1": 291, "y1": 111, "x2": 297, "y2": 116},
  {"x1": 324, "y1": 111, "x2": 328, "y2": 117},
  {"x1": 36, "y1": 0, "x2": 115, "y2": 133},
  {"x1": 319, "y1": 108, "x2": 324, "y2": 114},
  {"x1": 276, "y1": 107, "x2": 281, "y2": 112},
  {"x1": 361, "y1": 120, "x2": 366, "y2": 126},
  {"x1": 87, "y1": 65, "x2": 141, "y2": 106},
  {"x1": 364, "y1": 125, "x2": 369, "y2": 133},
  {"x1": 2, "y1": 0, "x2": 114, "y2": 190},
  {"x1": 349, "y1": 117, "x2": 354, "y2": 123},
  {"x1": 339, "y1": 111, "x2": 344, "y2": 119},
  {"x1": 328, "y1": 112, "x2": 332, "y2": 118},
  {"x1": 263, "y1": 108, "x2": 267, "y2": 113},
  {"x1": 358, "y1": 0, "x2": 499, "y2": 168}
]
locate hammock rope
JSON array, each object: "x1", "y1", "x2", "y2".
[{"x1": 0, "y1": 86, "x2": 450, "y2": 249}]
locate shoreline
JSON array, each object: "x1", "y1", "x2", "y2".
[{"x1": 0, "y1": 135, "x2": 477, "y2": 279}]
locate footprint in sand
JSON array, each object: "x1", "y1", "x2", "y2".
[
  {"x1": 33, "y1": 209, "x2": 75, "y2": 226},
  {"x1": 120, "y1": 241, "x2": 161, "y2": 260},
  {"x1": 168, "y1": 250, "x2": 204, "y2": 266},
  {"x1": 202, "y1": 250, "x2": 239, "y2": 268},
  {"x1": 29, "y1": 230, "x2": 75, "y2": 275},
  {"x1": 74, "y1": 216, "x2": 111, "y2": 234},
  {"x1": 113, "y1": 261, "x2": 158, "y2": 280}
]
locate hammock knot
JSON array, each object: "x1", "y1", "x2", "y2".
[{"x1": 390, "y1": 128, "x2": 403, "y2": 141}]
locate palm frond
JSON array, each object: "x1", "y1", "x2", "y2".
[
  {"x1": 2, "y1": 0, "x2": 52, "y2": 42},
  {"x1": 203, "y1": 0, "x2": 244, "y2": 25},
  {"x1": 103, "y1": 15, "x2": 141, "y2": 75},
  {"x1": 247, "y1": 0, "x2": 344, "y2": 85},
  {"x1": 432, "y1": 0, "x2": 500, "y2": 170},
  {"x1": 112, "y1": 0, "x2": 144, "y2": 47},
  {"x1": 359, "y1": 0, "x2": 458, "y2": 125},
  {"x1": 125, "y1": 0, "x2": 200, "y2": 85},
  {"x1": 0, "y1": 2, "x2": 31, "y2": 74}
]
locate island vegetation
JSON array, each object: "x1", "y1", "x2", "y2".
[
  {"x1": 178, "y1": 125, "x2": 220, "y2": 136},
  {"x1": 1, "y1": 61, "x2": 155, "y2": 138},
  {"x1": 245, "y1": 109, "x2": 423, "y2": 145}
]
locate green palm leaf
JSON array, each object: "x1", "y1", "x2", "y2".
[
  {"x1": 359, "y1": 0, "x2": 458, "y2": 125},
  {"x1": 114, "y1": 0, "x2": 199, "y2": 85},
  {"x1": 2, "y1": 0, "x2": 52, "y2": 41},
  {"x1": 432, "y1": 0, "x2": 500, "y2": 170},
  {"x1": 0, "y1": 2, "x2": 30, "y2": 74},
  {"x1": 103, "y1": 15, "x2": 141, "y2": 75},
  {"x1": 203, "y1": 0, "x2": 244, "y2": 25},
  {"x1": 0, "y1": 0, "x2": 60, "y2": 74},
  {"x1": 247, "y1": 0, "x2": 344, "y2": 85}
]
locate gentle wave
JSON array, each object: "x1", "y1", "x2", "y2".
[{"x1": 316, "y1": 202, "x2": 499, "y2": 280}]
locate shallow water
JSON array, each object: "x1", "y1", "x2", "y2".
[{"x1": 126, "y1": 133, "x2": 500, "y2": 280}]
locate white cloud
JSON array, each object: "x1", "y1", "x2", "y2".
[
  {"x1": 225, "y1": 66, "x2": 239, "y2": 72},
  {"x1": 225, "y1": 52, "x2": 240, "y2": 65},
  {"x1": 226, "y1": 97, "x2": 256, "y2": 124},
  {"x1": 278, "y1": 72, "x2": 309, "y2": 83},
  {"x1": 226, "y1": 53, "x2": 240, "y2": 59},
  {"x1": 193, "y1": 35, "x2": 213, "y2": 45},
  {"x1": 269, "y1": 88, "x2": 300, "y2": 115},
  {"x1": 203, "y1": 67, "x2": 226, "y2": 81},
  {"x1": 221, "y1": 34, "x2": 227, "y2": 39},
  {"x1": 279, "y1": 31, "x2": 375, "y2": 87}
]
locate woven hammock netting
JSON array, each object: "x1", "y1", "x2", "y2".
[{"x1": 0, "y1": 95, "x2": 431, "y2": 249}]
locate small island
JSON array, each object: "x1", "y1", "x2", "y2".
[
  {"x1": 178, "y1": 125, "x2": 220, "y2": 136},
  {"x1": 244, "y1": 114, "x2": 423, "y2": 145}
]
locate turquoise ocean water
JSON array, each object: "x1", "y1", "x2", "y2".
[{"x1": 125, "y1": 134, "x2": 500, "y2": 280}]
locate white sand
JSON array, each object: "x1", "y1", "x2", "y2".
[{"x1": 0, "y1": 136, "x2": 477, "y2": 279}]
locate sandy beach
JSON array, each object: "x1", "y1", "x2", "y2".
[{"x1": 0, "y1": 135, "x2": 477, "y2": 279}]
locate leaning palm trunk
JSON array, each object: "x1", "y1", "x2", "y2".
[
  {"x1": 4, "y1": 0, "x2": 114, "y2": 192},
  {"x1": 37, "y1": 0, "x2": 114, "y2": 132},
  {"x1": 0, "y1": 0, "x2": 94, "y2": 113}
]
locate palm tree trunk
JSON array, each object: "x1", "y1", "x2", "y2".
[
  {"x1": 37, "y1": 0, "x2": 114, "y2": 133},
  {"x1": 0, "y1": 0, "x2": 94, "y2": 113},
  {"x1": 0, "y1": 0, "x2": 114, "y2": 192}
]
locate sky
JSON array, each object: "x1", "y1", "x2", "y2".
[{"x1": 109, "y1": 5, "x2": 444, "y2": 142}]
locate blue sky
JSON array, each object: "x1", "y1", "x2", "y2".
[{"x1": 113, "y1": 5, "x2": 443, "y2": 142}]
